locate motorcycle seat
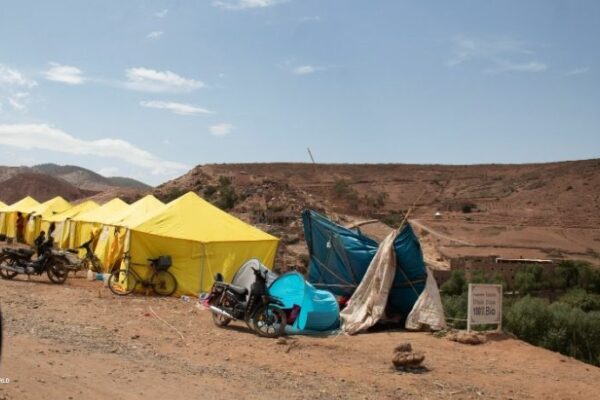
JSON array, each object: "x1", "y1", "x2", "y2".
[
  {"x1": 5, "y1": 248, "x2": 35, "y2": 258},
  {"x1": 229, "y1": 284, "x2": 248, "y2": 296},
  {"x1": 17, "y1": 248, "x2": 35, "y2": 257}
]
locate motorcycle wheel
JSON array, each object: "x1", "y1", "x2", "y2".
[
  {"x1": 108, "y1": 269, "x2": 137, "y2": 296},
  {"x1": 47, "y1": 261, "x2": 69, "y2": 284},
  {"x1": 253, "y1": 304, "x2": 287, "y2": 338},
  {"x1": 211, "y1": 294, "x2": 232, "y2": 327},
  {"x1": 0, "y1": 256, "x2": 18, "y2": 280}
]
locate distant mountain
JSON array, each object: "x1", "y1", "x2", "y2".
[
  {"x1": 0, "y1": 163, "x2": 151, "y2": 204},
  {"x1": 106, "y1": 176, "x2": 151, "y2": 190},
  {"x1": 31, "y1": 163, "x2": 151, "y2": 191},
  {"x1": 0, "y1": 172, "x2": 96, "y2": 203}
]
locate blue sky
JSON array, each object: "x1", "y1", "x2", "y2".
[{"x1": 0, "y1": 0, "x2": 598, "y2": 185}]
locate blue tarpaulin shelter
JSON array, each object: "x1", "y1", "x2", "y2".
[
  {"x1": 269, "y1": 272, "x2": 340, "y2": 333},
  {"x1": 302, "y1": 209, "x2": 427, "y2": 319}
]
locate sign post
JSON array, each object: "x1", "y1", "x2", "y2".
[{"x1": 467, "y1": 284, "x2": 503, "y2": 332}]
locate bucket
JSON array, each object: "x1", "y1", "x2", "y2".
[
  {"x1": 95, "y1": 273, "x2": 104, "y2": 281},
  {"x1": 86, "y1": 269, "x2": 95, "y2": 281},
  {"x1": 102, "y1": 273, "x2": 110, "y2": 287}
]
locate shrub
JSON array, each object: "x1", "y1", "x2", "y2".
[
  {"x1": 162, "y1": 187, "x2": 186, "y2": 203},
  {"x1": 333, "y1": 179, "x2": 352, "y2": 199},
  {"x1": 558, "y1": 288, "x2": 600, "y2": 312},
  {"x1": 505, "y1": 296, "x2": 551, "y2": 345},
  {"x1": 442, "y1": 293, "x2": 468, "y2": 329},
  {"x1": 203, "y1": 185, "x2": 217, "y2": 199},
  {"x1": 554, "y1": 260, "x2": 581, "y2": 289},
  {"x1": 441, "y1": 270, "x2": 466, "y2": 296},
  {"x1": 214, "y1": 176, "x2": 238, "y2": 210},
  {"x1": 514, "y1": 265, "x2": 544, "y2": 294}
]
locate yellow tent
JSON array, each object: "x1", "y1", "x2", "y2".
[
  {"x1": 70, "y1": 198, "x2": 129, "y2": 254},
  {"x1": 24, "y1": 196, "x2": 72, "y2": 245},
  {"x1": 0, "y1": 201, "x2": 7, "y2": 236},
  {"x1": 126, "y1": 192, "x2": 279, "y2": 296},
  {"x1": 0, "y1": 196, "x2": 40, "y2": 239},
  {"x1": 43, "y1": 200, "x2": 100, "y2": 249},
  {"x1": 93, "y1": 195, "x2": 164, "y2": 272}
]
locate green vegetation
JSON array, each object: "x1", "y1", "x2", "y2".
[
  {"x1": 332, "y1": 178, "x2": 360, "y2": 209},
  {"x1": 214, "y1": 176, "x2": 239, "y2": 211},
  {"x1": 441, "y1": 261, "x2": 600, "y2": 366},
  {"x1": 162, "y1": 187, "x2": 186, "y2": 203}
]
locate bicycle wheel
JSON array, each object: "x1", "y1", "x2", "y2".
[
  {"x1": 151, "y1": 270, "x2": 177, "y2": 296},
  {"x1": 108, "y1": 269, "x2": 137, "y2": 296}
]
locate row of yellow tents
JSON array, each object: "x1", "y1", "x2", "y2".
[{"x1": 0, "y1": 193, "x2": 279, "y2": 296}]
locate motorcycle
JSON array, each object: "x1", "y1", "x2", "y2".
[
  {"x1": 208, "y1": 267, "x2": 287, "y2": 338},
  {"x1": 0, "y1": 246, "x2": 70, "y2": 284}
]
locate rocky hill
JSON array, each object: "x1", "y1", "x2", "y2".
[{"x1": 154, "y1": 160, "x2": 600, "y2": 267}]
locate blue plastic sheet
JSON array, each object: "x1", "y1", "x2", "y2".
[{"x1": 269, "y1": 272, "x2": 340, "y2": 333}]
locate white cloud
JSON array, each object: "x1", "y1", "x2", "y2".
[
  {"x1": 7, "y1": 97, "x2": 26, "y2": 111},
  {"x1": 5, "y1": 92, "x2": 31, "y2": 112},
  {"x1": 0, "y1": 124, "x2": 189, "y2": 176},
  {"x1": 99, "y1": 167, "x2": 119, "y2": 177},
  {"x1": 44, "y1": 63, "x2": 85, "y2": 85},
  {"x1": 446, "y1": 35, "x2": 547, "y2": 74},
  {"x1": 565, "y1": 67, "x2": 590, "y2": 76},
  {"x1": 213, "y1": 0, "x2": 289, "y2": 11},
  {"x1": 147, "y1": 31, "x2": 164, "y2": 39},
  {"x1": 0, "y1": 64, "x2": 37, "y2": 88},
  {"x1": 293, "y1": 65, "x2": 316, "y2": 75},
  {"x1": 485, "y1": 60, "x2": 548, "y2": 74},
  {"x1": 210, "y1": 123, "x2": 233, "y2": 136},
  {"x1": 155, "y1": 9, "x2": 168, "y2": 18},
  {"x1": 125, "y1": 67, "x2": 204, "y2": 93},
  {"x1": 446, "y1": 36, "x2": 532, "y2": 66},
  {"x1": 140, "y1": 100, "x2": 215, "y2": 116}
]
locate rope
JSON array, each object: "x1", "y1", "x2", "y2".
[{"x1": 149, "y1": 306, "x2": 185, "y2": 341}]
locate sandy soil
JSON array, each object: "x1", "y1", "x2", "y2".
[{"x1": 1, "y1": 276, "x2": 599, "y2": 400}]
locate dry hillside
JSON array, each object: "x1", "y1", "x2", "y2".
[
  {"x1": 0, "y1": 164, "x2": 149, "y2": 204},
  {"x1": 155, "y1": 160, "x2": 600, "y2": 267}
]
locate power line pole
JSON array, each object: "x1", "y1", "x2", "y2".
[{"x1": 307, "y1": 147, "x2": 316, "y2": 164}]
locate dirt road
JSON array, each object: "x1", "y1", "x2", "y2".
[{"x1": 1, "y1": 276, "x2": 599, "y2": 400}]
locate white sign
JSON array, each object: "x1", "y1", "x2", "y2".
[{"x1": 467, "y1": 284, "x2": 503, "y2": 331}]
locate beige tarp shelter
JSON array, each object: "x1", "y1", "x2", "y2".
[
  {"x1": 123, "y1": 192, "x2": 279, "y2": 296},
  {"x1": 69, "y1": 198, "x2": 129, "y2": 251},
  {"x1": 24, "y1": 196, "x2": 71, "y2": 245},
  {"x1": 44, "y1": 200, "x2": 100, "y2": 249},
  {"x1": 0, "y1": 196, "x2": 40, "y2": 239},
  {"x1": 93, "y1": 195, "x2": 164, "y2": 272},
  {"x1": 340, "y1": 229, "x2": 446, "y2": 334}
]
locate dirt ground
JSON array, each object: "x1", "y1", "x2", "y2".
[{"x1": 1, "y1": 276, "x2": 599, "y2": 400}]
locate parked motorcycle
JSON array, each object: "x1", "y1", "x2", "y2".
[
  {"x1": 0, "y1": 247, "x2": 70, "y2": 284},
  {"x1": 208, "y1": 267, "x2": 287, "y2": 338}
]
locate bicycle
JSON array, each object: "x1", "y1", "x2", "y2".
[{"x1": 107, "y1": 254, "x2": 177, "y2": 296}]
